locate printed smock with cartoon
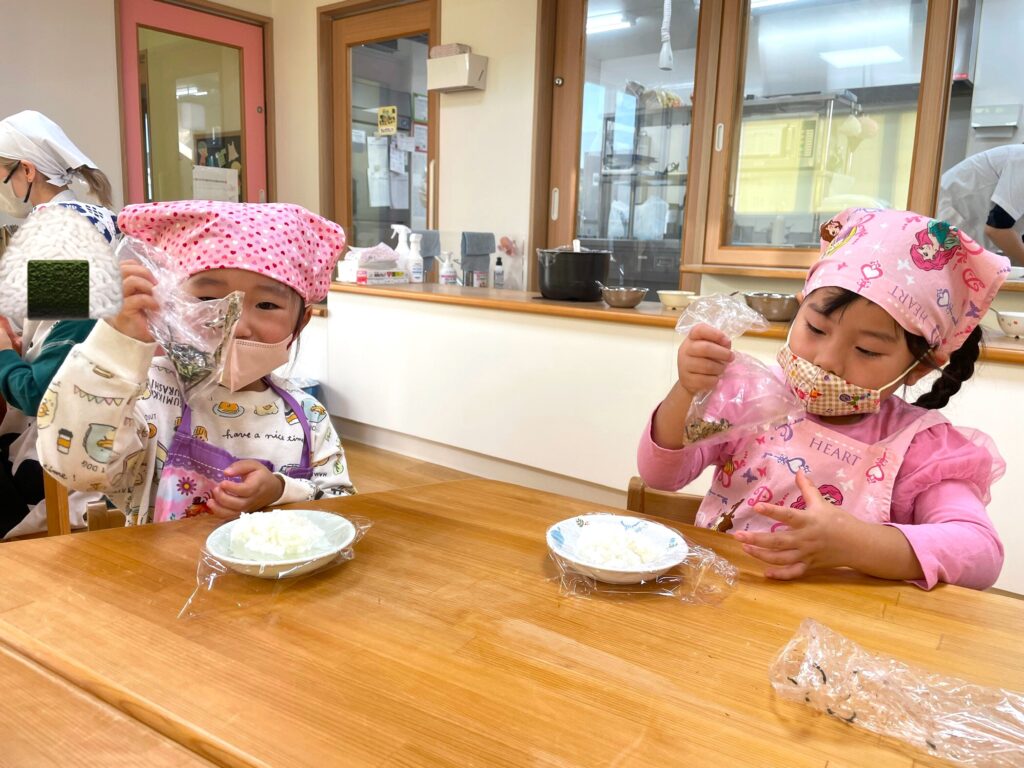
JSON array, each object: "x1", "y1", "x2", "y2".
[{"x1": 35, "y1": 320, "x2": 353, "y2": 525}]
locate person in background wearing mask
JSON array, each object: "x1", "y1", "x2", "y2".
[
  {"x1": 36, "y1": 200, "x2": 355, "y2": 526},
  {"x1": 937, "y1": 143, "x2": 1024, "y2": 267},
  {"x1": 0, "y1": 110, "x2": 117, "y2": 538}
]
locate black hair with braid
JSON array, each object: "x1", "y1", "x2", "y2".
[{"x1": 814, "y1": 287, "x2": 982, "y2": 410}]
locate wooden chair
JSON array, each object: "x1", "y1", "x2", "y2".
[
  {"x1": 42, "y1": 471, "x2": 124, "y2": 536},
  {"x1": 626, "y1": 476, "x2": 703, "y2": 527},
  {"x1": 42, "y1": 471, "x2": 72, "y2": 536}
]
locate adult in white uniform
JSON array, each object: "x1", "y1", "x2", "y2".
[
  {"x1": 0, "y1": 110, "x2": 117, "y2": 537},
  {"x1": 936, "y1": 144, "x2": 1024, "y2": 267}
]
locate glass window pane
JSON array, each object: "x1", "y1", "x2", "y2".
[
  {"x1": 137, "y1": 28, "x2": 244, "y2": 202},
  {"x1": 349, "y1": 35, "x2": 429, "y2": 248},
  {"x1": 938, "y1": 0, "x2": 1024, "y2": 269},
  {"x1": 727, "y1": 0, "x2": 928, "y2": 249},
  {"x1": 574, "y1": 1, "x2": 701, "y2": 293}
]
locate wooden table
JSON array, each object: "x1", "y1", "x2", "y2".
[
  {"x1": 0, "y1": 645, "x2": 212, "y2": 766},
  {"x1": 0, "y1": 479, "x2": 1021, "y2": 767}
]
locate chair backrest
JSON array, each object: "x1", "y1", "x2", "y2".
[
  {"x1": 42, "y1": 471, "x2": 72, "y2": 536},
  {"x1": 85, "y1": 501, "x2": 126, "y2": 531},
  {"x1": 42, "y1": 472, "x2": 124, "y2": 535},
  {"x1": 626, "y1": 476, "x2": 703, "y2": 526}
]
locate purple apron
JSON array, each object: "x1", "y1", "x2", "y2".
[{"x1": 153, "y1": 380, "x2": 313, "y2": 522}]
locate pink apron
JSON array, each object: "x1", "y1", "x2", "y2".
[
  {"x1": 694, "y1": 410, "x2": 947, "y2": 533},
  {"x1": 153, "y1": 380, "x2": 312, "y2": 522}
]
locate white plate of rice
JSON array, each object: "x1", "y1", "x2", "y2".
[
  {"x1": 206, "y1": 509, "x2": 357, "y2": 579},
  {"x1": 546, "y1": 513, "x2": 688, "y2": 584}
]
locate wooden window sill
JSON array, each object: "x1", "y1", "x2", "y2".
[{"x1": 329, "y1": 282, "x2": 1024, "y2": 364}]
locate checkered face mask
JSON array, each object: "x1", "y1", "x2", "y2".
[{"x1": 775, "y1": 343, "x2": 919, "y2": 417}]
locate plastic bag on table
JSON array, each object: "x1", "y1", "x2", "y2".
[
  {"x1": 675, "y1": 294, "x2": 802, "y2": 445},
  {"x1": 546, "y1": 513, "x2": 737, "y2": 605},
  {"x1": 116, "y1": 236, "x2": 242, "y2": 405},
  {"x1": 178, "y1": 509, "x2": 372, "y2": 619},
  {"x1": 770, "y1": 618, "x2": 1024, "y2": 767}
]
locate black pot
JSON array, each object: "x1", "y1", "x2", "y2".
[{"x1": 536, "y1": 248, "x2": 611, "y2": 301}]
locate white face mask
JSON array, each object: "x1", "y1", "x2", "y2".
[
  {"x1": 219, "y1": 335, "x2": 293, "y2": 392},
  {"x1": 0, "y1": 162, "x2": 32, "y2": 220}
]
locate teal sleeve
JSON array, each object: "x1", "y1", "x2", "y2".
[{"x1": 0, "y1": 320, "x2": 97, "y2": 415}]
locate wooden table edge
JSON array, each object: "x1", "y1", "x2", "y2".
[{"x1": 0, "y1": 623, "x2": 270, "y2": 768}]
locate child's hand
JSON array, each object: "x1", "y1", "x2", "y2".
[
  {"x1": 0, "y1": 316, "x2": 21, "y2": 354},
  {"x1": 676, "y1": 323, "x2": 733, "y2": 396},
  {"x1": 207, "y1": 460, "x2": 286, "y2": 519},
  {"x1": 732, "y1": 471, "x2": 865, "y2": 580},
  {"x1": 107, "y1": 260, "x2": 158, "y2": 343}
]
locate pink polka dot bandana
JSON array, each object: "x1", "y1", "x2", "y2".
[
  {"x1": 117, "y1": 201, "x2": 346, "y2": 303},
  {"x1": 806, "y1": 207, "x2": 1011, "y2": 357}
]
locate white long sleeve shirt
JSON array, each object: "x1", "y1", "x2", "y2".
[{"x1": 36, "y1": 321, "x2": 355, "y2": 525}]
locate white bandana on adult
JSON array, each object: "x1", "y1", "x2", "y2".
[{"x1": 0, "y1": 110, "x2": 99, "y2": 189}]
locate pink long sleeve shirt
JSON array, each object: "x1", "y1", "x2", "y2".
[{"x1": 638, "y1": 394, "x2": 1005, "y2": 590}]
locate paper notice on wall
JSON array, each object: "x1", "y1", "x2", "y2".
[
  {"x1": 193, "y1": 166, "x2": 239, "y2": 202},
  {"x1": 367, "y1": 136, "x2": 391, "y2": 206},
  {"x1": 396, "y1": 134, "x2": 416, "y2": 153},
  {"x1": 368, "y1": 170, "x2": 391, "y2": 208},
  {"x1": 389, "y1": 145, "x2": 406, "y2": 174},
  {"x1": 389, "y1": 173, "x2": 410, "y2": 210},
  {"x1": 368, "y1": 136, "x2": 389, "y2": 169},
  {"x1": 352, "y1": 128, "x2": 367, "y2": 145},
  {"x1": 413, "y1": 123, "x2": 428, "y2": 152}
]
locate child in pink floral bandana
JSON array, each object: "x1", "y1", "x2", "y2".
[
  {"x1": 36, "y1": 201, "x2": 355, "y2": 525},
  {"x1": 639, "y1": 207, "x2": 1010, "y2": 590}
]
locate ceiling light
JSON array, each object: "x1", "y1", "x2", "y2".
[
  {"x1": 587, "y1": 12, "x2": 635, "y2": 34},
  {"x1": 820, "y1": 45, "x2": 903, "y2": 68}
]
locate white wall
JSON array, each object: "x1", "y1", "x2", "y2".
[
  {"x1": 326, "y1": 291, "x2": 1024, "y2": 595},
  {"x1": 0, "y1": 0, "x2": 124, "y2": 210},
  {"x1": 437, "y1": 0, "x2": 538, "y2": 239}
]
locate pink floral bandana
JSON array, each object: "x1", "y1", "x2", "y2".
[{"x1": 806, "y1": 208, "x2": 1010, "y2": 356}]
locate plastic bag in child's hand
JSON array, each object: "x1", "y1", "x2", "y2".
[
  {"x1": 116, "y1": 236, "x2": 242, "y2": 404},
  {"x1": 676, "y1": 294, "x2": 803, "y2": 445}
]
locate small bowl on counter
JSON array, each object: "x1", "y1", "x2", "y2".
[
  {"x1": 600, "y1": 285, "x2": 648, "y2": 308},
  {"x1": 657, "y1": 290, "x2": 697, "y2": 310},
  {"x1": 993, "y1": 309, "x2": 1024, "y2": 338},
  {"x1": 744, "y1": 292, "x2": 800, "y2": 322}
]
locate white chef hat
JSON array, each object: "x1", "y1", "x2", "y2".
[{"x1": 0, "y1": 110, "x2": 99, "y2": 187}]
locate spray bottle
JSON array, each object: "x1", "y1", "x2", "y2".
[
  {"x1": 439, "y1": 251, "x2": 458, "y2": 285},
  {"x1": 493, "y1": 255, "x2": 505, "y2": 289},
  {"x1": 407, "y1": 232, "x2": 425, "y2": 283},
  {"x1": 390, "y1": 224, "x2": 412, "y2": 274}
]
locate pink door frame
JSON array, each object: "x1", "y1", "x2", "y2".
[{"x1": 118, "y1": 0, "x2": 267, "y2": 204}]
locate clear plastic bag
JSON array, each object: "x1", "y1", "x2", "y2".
[
  {"x1": 116, "y1": 236, "x2": 242, "y2": 404},
  {"x1": 675, "y1": 294, "x2": 802, "y2": 444},
  {"x1": 178, "y1": 511, "x2": 372, "y2": 619},
  {"x1": 770, "y1": 619, "x2": 1024, "y2": 767},
  {"x1": 546, "y1": 513, "x2": 737, "y2": 605}
]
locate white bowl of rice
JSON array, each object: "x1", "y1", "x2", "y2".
[
  {"x1": 206, "y1": 508, "x2": 357, "y2": 579},
  {"x1": 546, "y1": 513, "x2": 688, "y2": 584}
]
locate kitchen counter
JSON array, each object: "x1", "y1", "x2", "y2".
[{"x1": 329, "y1": 282, "x2": 1024, "y2": 364}]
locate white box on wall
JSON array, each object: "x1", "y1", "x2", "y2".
[{"x1": 427, "y1": 53, "x2": 488, "y2": 92}]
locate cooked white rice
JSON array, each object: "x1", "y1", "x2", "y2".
[
  {"x1": 229, "y1": 510, "x2": 328, "y2": 561},
  {"x1": 573, "y1": 525, "x2": 660, "y2": 568}
]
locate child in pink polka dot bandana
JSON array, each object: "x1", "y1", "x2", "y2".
[
  {"x1": 639, "y1": 207, "x2": 1009, "y2": 591},
  {"x1": 36, "y1": 201, "x2": 355, "y2": 526}
]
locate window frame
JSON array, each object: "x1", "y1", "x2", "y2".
[{"x1": 542, "y1": 0, "x2": 960, "y2": 285}]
